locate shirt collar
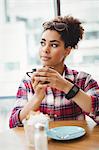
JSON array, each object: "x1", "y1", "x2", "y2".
[{"x1": 63, "y1": 65, "x2": 75, "y2": 83}]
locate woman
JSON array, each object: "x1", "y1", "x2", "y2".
[{"x1": 9, "y1": 15, "x2": 99, "y2": 128}]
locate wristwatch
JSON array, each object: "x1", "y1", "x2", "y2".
[{"x1": 65, "y1": 84, "x2": 80, "y2": 100}]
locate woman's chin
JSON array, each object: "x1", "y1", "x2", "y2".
[{"x1": 42, "y1": 61, "x2": 52, "y2": 67}]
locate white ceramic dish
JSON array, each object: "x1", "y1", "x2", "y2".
[{"x1": 47, "y1": 126, "x2": 86, "y2": 140}]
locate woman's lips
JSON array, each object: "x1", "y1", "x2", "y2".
[{"x1": 41, "y1": 56, "x2": 51, "y2": 61}]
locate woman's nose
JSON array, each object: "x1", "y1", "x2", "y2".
[{"x1": 42, "y1": 45, "x2": 50, "y2": 53}]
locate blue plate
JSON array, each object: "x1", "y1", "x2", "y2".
[{"x1": 47, "y1": 126, "x2": 86, "y2": 140}]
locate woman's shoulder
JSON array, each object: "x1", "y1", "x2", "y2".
[
  {"x1": 76, "y1": 70, "x2": 91, "y2": 79},
  {"x1": 65, "y1": 65, "x2": 93, "y2": 81}
]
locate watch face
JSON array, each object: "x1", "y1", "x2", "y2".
[
  {"x1": 65, "y1": 85, "x2": 80, "y2": 100},
  {"x1": 73, "y1": 86, "x2": 78, "y2": 92}
]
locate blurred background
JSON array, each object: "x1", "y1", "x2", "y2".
[{"x1": 0, "y1": 0, "x2": 99, "y2": 131}]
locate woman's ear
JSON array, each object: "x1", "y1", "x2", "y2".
[{"x1": 64, "y1": 46, "x2": 72, "y2": 56}]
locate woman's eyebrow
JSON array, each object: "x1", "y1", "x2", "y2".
[
  {"x1": 41, "y1": 39, "x2": 60, "y2": 43},
  {"x1": 50, "y1": 40, "x2": 60, "y2": 43},
  {"x1": 41, "y1": 38, "x2": 46, "y2": 41},
  {"x1": 41, "y1": 38, "x2": 60, "y2": 43}
]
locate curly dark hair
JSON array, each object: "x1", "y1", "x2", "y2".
[{"x1": 42, "y1": 16, "x2": 84, "y2": 49}]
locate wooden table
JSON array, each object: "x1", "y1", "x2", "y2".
[{"x1": 0, "y1": 120, "x2": 99, "y2": 150}]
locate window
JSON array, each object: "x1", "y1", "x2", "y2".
[
  {"x1": 61, "y1": 0, "x2": 99, "y2": 81},
  {"x1": 0, "y1": 0, "x2": 55, "y2": 97}
]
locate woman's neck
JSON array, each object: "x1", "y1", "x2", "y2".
[
  {"x1": 42, "y1": 63, "x2": 65, "y2": 75},
  {"x1": 53, "y1": 63, "x2": 65, "y2": 75}
]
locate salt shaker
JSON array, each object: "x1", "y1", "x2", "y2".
[{"x1": 34, "y1": 123, "x2": 48, "y2": 150}]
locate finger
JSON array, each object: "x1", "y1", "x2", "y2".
[
  {"x1": 31, "y1": 71, "x2": 40, "y2": 82},
  {"x1": 33, "y1": 79, "x2": 48, "y2": 90},
  {"x1": 32, "y1": 80, "x2": 40, "y2": 89},
  {"x1": 34, "y1": 76, "x2": 50, "y2": 84},
  {"x1": 37, "y1": 82, "x2": 48, "y2": 89},
  {"x1": 37, "y1": 66, "x2": 56, "y2": 73},
  {"x1": 35, "y1": 70, "x2": 56, "y2": 78}
]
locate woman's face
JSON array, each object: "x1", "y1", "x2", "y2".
[{"x1": 39, "y1": 30, "x2": 69, "y2": 68}]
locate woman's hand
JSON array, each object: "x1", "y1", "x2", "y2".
[
  {"x1": 31, "y1": 71, "x2": 47, "y2": 100},
  {"x1": 32, "y1": 66, "x2": 68, "y2": 92}
]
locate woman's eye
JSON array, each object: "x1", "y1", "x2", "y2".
[
  {"x1": 40, "y1": 41, "x2": 45, "y2": 46},
  {"x1": 51, "y1": 44, "x2": 58, "y2": 48}
]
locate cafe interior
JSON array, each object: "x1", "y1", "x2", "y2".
[{"x1": 0, "y1": 0, "x2": 99, "y2": 150}]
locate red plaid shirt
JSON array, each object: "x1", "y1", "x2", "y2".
[{"x1": 9, "y1": 65, "x2": 99, "y2": 128}]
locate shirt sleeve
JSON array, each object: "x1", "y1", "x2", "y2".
[
  {"x1": 89, "y1": 95, "x2": 99, "y2": 124},
  {"x1": 9, "y1": 76, "x2": 33, "y2": 128},
  {"x1": 9, "y1": 107, "x2": 23, "y2": 128},
  {"x1": 83, "y1": 73, "x2": 99, "y2": 124}
]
